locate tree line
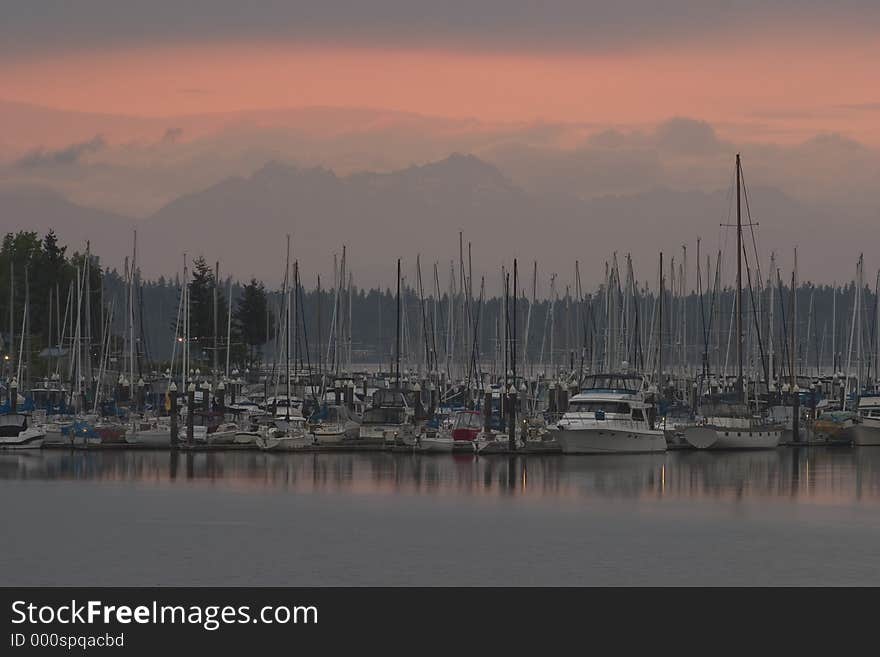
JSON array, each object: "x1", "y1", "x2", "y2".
[{"x1": 2, "y1": 230, "x2": 877, "y2": 386}]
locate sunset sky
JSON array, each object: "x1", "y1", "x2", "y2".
[
  {"x1": 2, "y1": 2, "x2": 879, "y2": 284},
  {"x1": 3, "y1": 1, "x2": 879, "y2": 144}
]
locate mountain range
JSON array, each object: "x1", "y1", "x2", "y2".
[{"x1": 0, "y1": 153, "x2": 849, "y2": 287}]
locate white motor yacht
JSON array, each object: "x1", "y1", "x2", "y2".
[{"x1": 552, "y1": 374, "x2": 666, "y2": 454}]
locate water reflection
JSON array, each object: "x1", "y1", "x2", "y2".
[{"x1": 2, "y1": 448, "x2": 880, "y2": 504}]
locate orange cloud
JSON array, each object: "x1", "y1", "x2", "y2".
[{"x1": 1, "y1": 35, "x2": 878, "y2": 145}]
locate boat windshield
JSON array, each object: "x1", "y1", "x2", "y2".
[
  {"x1": 568, "y1": 401, "x2": 631, "y2": 414},
  {"x1": 0, "y1": 413, "x2": 27, "y2": 429},
  {"x1": 372, "y1": 389, "x2": 408, "y2": 408},
  {"x1": 362, "y1": 407, "x2": 406, "y2": 425},
  {"x1": 582, "y1": 375, "x2": 641, "y2": 393},
  {"x1": 0, "y1": 413, "x2": 27, "y2": 436},
  {"x1": 453, "y1": 412, "x2": 482, "y2": 430}
]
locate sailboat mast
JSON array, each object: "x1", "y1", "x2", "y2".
[
  {"x1": 182, "y1": 254, "x2": 188, "y2": 394},
  {"x1": 512, "y1": 259, "x2": 517, "y2": 384},
  {"x1": 657, "y1": 252, "x2": 663, "y2": 388},
  {"x1": 129, "y1": 231, "x2": 136, "y2": 394},
  {"x1": 213, "y1": 261, "x2": 219, "y2": 382},
  {"x1": 285, "y1": 235, "x2": 291, "y2": 420},
  {"x1": 857, "y1": 254, "x2": 863, "y2": 390},
  {"x1": 317, "y1": 275, "x2": 323, "y2": 379},
  {"x1": 832, "y1": 284, "x2": 837, "y2": 372},
  {"x1": 768, "y1": 252, "x2": 776, "y2": 386},
  {"x1": 18, "y1": 266, "x2": 29, "y2": 387},
  {"x1": 225, "y1": 277, "x2": 233, "y2": 379},
  {"x1": 85, "y1": 241, "x2": 92, "y2": 384},
  {"x1": 8, "y1": 259, "x2": 13, "y2": 380},
  {"x1": 396, "y1": 259, "x2": 401, "y2": 388},
  {"x1": 736, "y1": 153, "x2": 744, "y2": 403}
]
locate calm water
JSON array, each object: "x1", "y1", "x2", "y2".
[{"x1": 3, "y1": 448, "x2": 880, "y2": 586}]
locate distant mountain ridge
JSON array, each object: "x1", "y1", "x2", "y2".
[
  {"x1": 0, "y1": 153, "x2": 839, "y2": 285},
  {"x1": 0, "y1": 185, "x2": 135, "y2": 262}
]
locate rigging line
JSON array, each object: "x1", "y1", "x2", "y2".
[
  {"x1": 698, "y1": 244, "x2": 707, "y2": 368},
  {"x1": 430, "y1": 262, "x2": 441, "y2": 375},
  {"x1": 738, "y1": 163, "x2": 765, "y2": 291},
  {"x1": 719, "y1": 164, "x2": 734, "y2": 271},
  {"x1": 627, "y1": 257, "x2": 642, "y2": 368},
  {"x1": 613, "y1": 256, "x2": 626, "y2": 356},
  {"x1": 777, "y1": 269, "x2": 792, "y2": 383},
  {"x1": 631, "y1": 284, "x2": 644, "y2": 371},
  {"x1": 703, "y1": 250, "x2": 721, "y2": 361},
  {"x1": 741, "y1": 237, "x2": 770, "y2": 385},
  {"x1": 468, "y1": 278, "x2": 485, "y2": 394},
  {"x1": 416, "y1": 256, "x2": 431, "y2": 373},
  {"x1": 295, "y1": 264, "x2": 319, "y2": 407},
  {"x1": 575, "y1": 263, "x2": 586, "y2": 386}
]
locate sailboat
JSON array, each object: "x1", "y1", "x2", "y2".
[
  {"x1": 683, "y1": 155, "x2": 782, "y2": 450},
  {"x1": 848, "y1": 260, "x2": 880, "y2": 445},
  {"x1": 419, "y1": 408, "x2": 480, "y2": 452},
  {"x1": 359, "y1": 259, "x2": 416, "y2": 446},
  {"x1": 256, "y1": 416, "x2": 312, "y2": 450},
  {"x1": 310, "y1": 402, "x2": 359, "y2": 444},
  {"x1": 121, "y1": 232, "x2": 172, "y2": 447}
]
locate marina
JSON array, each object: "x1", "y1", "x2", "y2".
[
  {"x1": 2, "y1": 156, "x2": 876, "y2": 460},
  {"x1": 7, "y1": 140, "x2": 877, "y2": 594},
  {"x1": 5, "y1": 0, "x2": 880, "y2": 632}
]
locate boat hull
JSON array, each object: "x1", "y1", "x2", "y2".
[
  {"x1": 852, "y1": 422, "x2": 880, "y2": 446},
  {"x1": 683, "y1": 425, "x2": 781, "y2": 450},
  {"x1": 418, "y1": 437, "x2": 455, "y2": 452},
  {"x1": 0, "y1": 429, "x2": 46, "y2": 449},
  {"x1": 206, "y1": 430, "x2": 238, "y2": 445},
  {"x1": 555, "y1": 427, "x2": 666, "y2": 454},
  {"x1": 257, "y1": 432, "x2": 313, "y2": 450},
  {"x1": 42, "y1": 427, "x2": 71, "y2": 446},
  {"x1": 233, "y1": 432, "x2": 259, "y2": 445},
  {"x1": 452, "y1": 439, "x2": 477, "y2": 453},
  {"x1": 312, "y1": 430, "x2": 345, "y2": 445},
  {"x1": 125, "y1": 431, "x2": 171, "y2": 447}
]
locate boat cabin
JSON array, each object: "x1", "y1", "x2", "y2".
[
  {"x1": 580, "y1": 373, "x2": 644, "y2": 395},
  {"x1": 0, "y1": 413, "x2": 28, "y2": 437},
  {"x1": 371, "y1": 388, "x2": 411, "y2": 409},
  {"x1": 567, "y1": 396, "x2": 649, "y2": 423},
  {"x1": 451, "y1": 410, "x2": 482, "y2": 441},
  {"x1": 858, "y1": 395, "x2": 880, "y2": 419},
  {"x1": 362, "y1": 405, "x2": 408, "y2": 426},
  {"x1": 310, "y1": 404, "x2": 355, "y2": 426}
]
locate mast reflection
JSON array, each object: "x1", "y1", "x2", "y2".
[{"x1": 2, "y1": 448, "x2": 880, "y2": 504}]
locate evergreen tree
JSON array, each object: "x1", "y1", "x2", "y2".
[
  {"x1": 0, "y1": 232, "x2": 44, "y2": 359},
  {"x1": 188, "y1": 256, "x2": 225, "y2": 366},
  {"x1": 234, "y1": 279, "x2": 269, "y2": 367}
]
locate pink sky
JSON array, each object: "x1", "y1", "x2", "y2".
[{"x1": 2, "y1": 32, "x2": 879, "y2": 146}]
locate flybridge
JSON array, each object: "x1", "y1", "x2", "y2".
[
  {"x1": 581, "y1": 373, "x2": 643, "y2": 395},
  {"x1": 371, "y1": 387, "x2": 410, "y2": 408}
]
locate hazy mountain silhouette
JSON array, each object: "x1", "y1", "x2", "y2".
[
  {"x1": 2, "y1": 154, "x2": 842, "y2": 286},
  {"x1": 0, "y1": 185, "x2": 134, "y2": 261}
]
